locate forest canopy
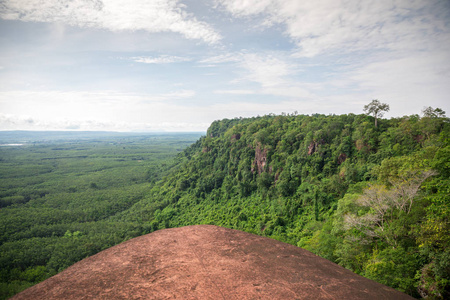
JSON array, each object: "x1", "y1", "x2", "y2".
[
  {"x1": 117, "y1": 110, "x2": 449, "y2": 299},
  {"x1": 1, "y1": 109, "x2": 449, "y2": 299}
]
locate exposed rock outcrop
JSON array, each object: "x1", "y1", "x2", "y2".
[
  {"x1": 308, "y1": 141, "x2": 317, "y2": 155},
  {"x1": 253, "y1": 143, "x2": 268, "y2": 174},
  {"x1": 337, "y1": 152, "x2": 347, "y2": 164},
  {"x1": 231, "y1": 133, "x2": 241, "y2": 142},
  {"x1": 307, "y1": 139, "x2": 325, "y2": 155},
  {"x1": 13, "y1": 225, "x2": 414, "y2": 300}
]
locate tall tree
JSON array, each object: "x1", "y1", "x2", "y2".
[
  {"x1": 364, "y1": 99, "x2": 390, "y2": 127},
  {"x1": 422, "y1": 106, "x2": 446, "y2": 118}
]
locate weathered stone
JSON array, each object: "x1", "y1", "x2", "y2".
[{"x1": 13, "y1": 225, "x2": 414, "y2": 300}]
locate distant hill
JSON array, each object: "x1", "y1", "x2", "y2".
[{"x1": 12, "y1": 225, "x2": 414, "y2": 300}]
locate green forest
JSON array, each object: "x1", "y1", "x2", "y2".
[
  {"x1": 1, "y1": 106, "x2": 449, "y2": 299},
  {"x1": 0, "y1": 133, "x2": 201, "y2": 299}
]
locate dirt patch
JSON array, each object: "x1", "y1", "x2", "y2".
[{"x1": 12, "y1": 225, "x2": 414, "y2": 299}]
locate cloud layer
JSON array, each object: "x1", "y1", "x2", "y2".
[
  {"x1": 0, "y1": 0, "x2": 221, "y2": 44},
  {"x1": 217, "y1": 0, "x2": 449, "y2": 57},
  {"x1": 132, "y1": 55, "x2": 191, "y2": 64},
  {"x1": 0, "y1": 0, "x2": 449, "y2": 131},
  {"x1": 0, "y1": 90, "x2": 204, "y2": 131}
]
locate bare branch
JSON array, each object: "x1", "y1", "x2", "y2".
[{"x1": 344, "y1": 170, "x2": 437, "y2": 246}]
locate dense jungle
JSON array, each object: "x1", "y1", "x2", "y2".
[{"x1": 1, "y1": 109, "x2": 449, "y2": 299}]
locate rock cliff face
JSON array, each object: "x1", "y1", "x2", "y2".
[
  {"x1": 307, "y1": 139, "x2": 325, "y2": 155},
  {"x1": 13, "y1": 225, "x2": 414, "y2": 300},
  {"x1": 254, "y1": 143, "x2": 268, "y2": 174}
]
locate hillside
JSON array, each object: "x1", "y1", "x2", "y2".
[
  {"x1": 12, "y1": 225, "x2": 414, "y2": 299},
  {"x1": 1, "y1": 112, "x2": 449, "y2": 299},
  {"x1": 115, "y1": 112, "x2": 449, "y2": 298}
]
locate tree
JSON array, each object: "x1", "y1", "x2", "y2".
[
  {"x1": 422, "y1": 106, "x2": 446, "y2": 118},
  {"x1": 344, "y1": 170, "x2": 436, "y2": 246},
  {"x1": 420, "y1": 107, "x2": 447, "y2": 140},
  {"x1": 364, "y1": 99, "x2": 390, "y2": 127}
]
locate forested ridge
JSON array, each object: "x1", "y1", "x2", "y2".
[
  {"x1": 117, "y1": 111, "x2": 449, "y2": 298},
  {"x1": 1, "y1": 111, "x2": 449, "y2": 299}
]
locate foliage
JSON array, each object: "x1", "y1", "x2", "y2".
[
  {"x1": 364, "y1": 99, "x2": 390, "y2": 127},
  {"x1": 116, "y1": 112, "x2": 448, "y2": 298},
  {"x1": 422, "y1": 106, "x2": 446, "y2": 118},
  {"x1": 364, "y1": 246, "x2": 420, "y2": 295},
  {"x1": 1, "y1": 111, "x2": 449, "y2": 299},
  {"x1": 0, "y1": 133, "x2": 200, "y2": 299}
]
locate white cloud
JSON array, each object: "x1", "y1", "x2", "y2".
[
  {"x1": 343, "y1": 51, "x2": 450, "y2": 114},
  {"x1": 217, "y1": 0, "x2": 450, "y2": 57},
  {"x1": 215, "y1": 0, "x2": 274, "y2": 17},
  {"x1": 162, "y1": 89, "x2": 196, "y2": 99},
  {"x1": 0, "y1": 90, "x2": 202, "y2": 131},
  {"x1": 202, "y1": 51, "x2": 315, "y2": 99},
  {"x1": 237, "y1": 52, "x2": 314, "y2": 98},
  {"x1": 1, "y1": 0, "x2": 449, "y2": 132},
  {"x1": 131, "y1": 55, "x2": 191, "y2": 64},
  {"x1": 214, "y1": 0, "x2": 450, "y2": 116},
  {"x1": 0, "y1": 89, "x2": 195, "y2": 119},
  {"x1": 0, "y1": 0, "x2": 221, "y2": 44},
  {"x1": 214, "y1": 89, "x2": 256, "y2": 95},
  {"x1": 239, "y1": 53, "x2": 291, "y2": 87},
  {"x1": 0, "y1": 113, "x2": 208, "y2": 132},
  {"x1": 198, "y1": 53, "x2": 242, "y2": 65},
  {"x1": 0, "y1": 89, "x2": 319, "y2": 132}
]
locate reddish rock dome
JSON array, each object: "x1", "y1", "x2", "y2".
[{"x1": 13, "y1": 225, "x2": 414, "y2": 299}]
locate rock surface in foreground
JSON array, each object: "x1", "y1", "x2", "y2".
[{"x1": 13, "y1": 225, "x2": 414, "y2": 299}]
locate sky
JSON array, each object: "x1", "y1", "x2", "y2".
[{"x1": 0, "y1": 0, "x2": 449, "y2": 132}]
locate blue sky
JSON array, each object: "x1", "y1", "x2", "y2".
[{"x1": 0, "y1": 0, "x2": 449, "y2": 132}]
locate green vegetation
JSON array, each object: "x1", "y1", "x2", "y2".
[
  {"x1": 115, "y1": 110, "x2": 449, "y2": 298},
  {"x1": 1, "y1": 108, "x2": 449, "y2": 299},
  {"x1": 364, "y1": 99, "x2": 390, "y2": 127},
  {"x1": 0, "y1": 132, "x2": 201, "y2": 299}
]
